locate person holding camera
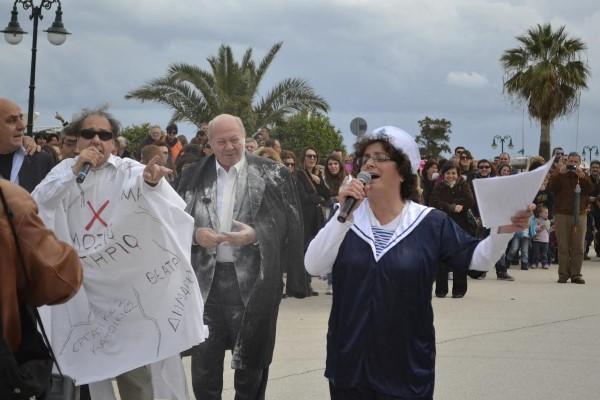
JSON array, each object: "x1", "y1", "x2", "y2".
[{"x1": 548, "y1": 152, "x2": 594, "y2": 284}]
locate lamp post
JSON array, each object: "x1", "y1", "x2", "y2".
[
  {"x1": 1, "y1": 0, "x2": 70, "y2": 136},
  {"x1": 491, "y1": 135, "x2": 514, "y2": 154},
  {"x1": 582, "y1": 145, "x2": 599, "y2": 162}
]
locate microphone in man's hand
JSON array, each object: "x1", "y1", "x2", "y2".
[
  {"x1": 337, "y1": 171, "x2": 372, "y2": 223},
  {"x1": 76, "y1": 162, "x2": 92, "y2": 184}
]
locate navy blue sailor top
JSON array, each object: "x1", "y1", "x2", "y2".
[{"x1": 325, "y1": 208, "x2": 479, "y2": 399}]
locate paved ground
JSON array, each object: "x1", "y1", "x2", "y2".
[{"x1": 178, "y1": 258, "x2": 600, "y2": 400}]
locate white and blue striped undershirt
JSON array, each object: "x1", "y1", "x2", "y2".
[{"x1": 368, "y1": 208, "x2": 403, "y2": 257}]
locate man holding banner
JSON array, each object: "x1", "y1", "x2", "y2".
[
  {"x1": 177, "y1": 114, "x2": 307, "y2": 400},
  {"x1": 32, "y1": 107, "x2": 208, "y2": 399}
]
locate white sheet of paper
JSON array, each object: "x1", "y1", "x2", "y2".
[{"x1": 473, "y1": 160, "x2": 553, "y2": 227}]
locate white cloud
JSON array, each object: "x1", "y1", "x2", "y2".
[{"x1": 446, "y1": 71, "x2": 489, "y2": 89}]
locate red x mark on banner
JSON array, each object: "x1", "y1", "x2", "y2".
[{"x1": 85, "y1": 200, "x2": 110, "y2": 231}]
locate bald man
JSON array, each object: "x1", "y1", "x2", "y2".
[
  {"x1": 0, "y1": 98, "x2": 55, "y2": 192},
  {"x1": 177, "y1": 114, "x2": 308, "y2": 400}
]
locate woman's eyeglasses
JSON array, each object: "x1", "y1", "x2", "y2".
[
  {"x1": 360, "y1": 153, "x2": 392, "y2": 164},
  {"x1": 478, "y1": 165, "x2": 491, "y2": 169},
  {"x1": 79, "y1": 129, "x2": 114, "y2": 141},
  {"x1": 305, "y1": 154, "x2": 317, "y2": 159}
]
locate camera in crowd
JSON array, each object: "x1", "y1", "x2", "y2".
[{"x1": 566, "y1": 164, "x2": 577, "y2": 172}]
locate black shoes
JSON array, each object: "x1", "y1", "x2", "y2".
[
  {"x1": 437, "y1": 292, "x2": 465, "y2": 298},
  {"x1": 497, "y1": 272, "x2": 515, "y2": 281},
  {"x1": 557, "y1": 277, "x2": 585, "y2": 284}
]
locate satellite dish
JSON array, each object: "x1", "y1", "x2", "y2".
[{"x1": 350, "y1": 117, "x2": 367, "y2": 137}]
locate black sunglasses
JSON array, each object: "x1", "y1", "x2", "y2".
[
  {"x1": 305, "y1": 154, "x2": 317, "y2": 159},
  {"x1": 80, "y1": 129, "x2": 114, "y2": 141}
]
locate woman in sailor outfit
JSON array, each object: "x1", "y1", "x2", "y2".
[{"x1": 305, "y1": 126, "x2": 533, "y2": 400}]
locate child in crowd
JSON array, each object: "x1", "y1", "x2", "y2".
[{"x1": 531, "y1": 206, "x2": 551, "y2": 269}]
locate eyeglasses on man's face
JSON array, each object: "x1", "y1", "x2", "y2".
[
  {"x1": 285, "y1": 162, "x2": 295, "y2": 168},
  {"x1": 478, "y1": 165, "x2": 491, "y2": 170}
]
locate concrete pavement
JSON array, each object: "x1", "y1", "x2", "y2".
[{"x1": 179, "y1": 258, "x2": 600, "y2": 400}]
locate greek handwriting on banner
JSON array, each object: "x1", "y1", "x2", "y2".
[
  {"x1": 78, "y1": 234, "x2": 141, "y2": 269},
  {"x1": 121, "y1": 186, "x2": 142, "y2": 202},
  {"x1": 71, "y1": 229, "x2": 114, "y2": 251},
  {"x1": 168, "y1": 270, "x2": 195, "y2": 332},
  {"x1": 71, "y1": 299, "x2": 138, "y2": 354},
  {"x1": 145, "y1": 255, "x2": 181, "y2": 285}
]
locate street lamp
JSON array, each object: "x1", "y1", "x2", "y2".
[
  {"x1": 1, "y1": 1, "x2": 70, "y2": 136},
  {"x1": 582, "y1": 145, "x2": 599, "y2": 162},
  {"x1": 491, "y1": 135, "x2": 514, "y2": 154}
]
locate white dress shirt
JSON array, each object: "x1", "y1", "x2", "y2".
[
  {"x1": 9, "y1": 146, "x2": 26, "y2": 184},
  {"x1": 215, "y1": 156, "x2": 247, "y2": 262}
]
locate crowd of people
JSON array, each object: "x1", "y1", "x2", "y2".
[
  {"x1": 419, "y1": 145, "x2": 599, "y2": 292},
  {"x1": 1, "y1": 94, "x2": 599, "y2": 399}
]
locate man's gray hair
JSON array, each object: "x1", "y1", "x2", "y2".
[
  {"x1": 568, "y1": 151, "x2": 581, "y2": 160},
  {"x1": 69, "y1": 105, "x2": 120, "y2": 137},
  {"x1": 148, "y1": 124, "x2": 161, "y2": 133},
  {"x1": 116, "y1": 136, "x2": 128, "y2": 147},
  {"x1": 207, "y1": 114, "x2": 246, "y2": 139}
]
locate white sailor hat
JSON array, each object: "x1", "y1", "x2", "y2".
[{"x1": 362, "y1": 126, "x2": 421, "y2": 174}]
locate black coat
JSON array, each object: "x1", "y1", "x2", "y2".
[
  {"x1": 18, "y1": 151, "x2": 55, "y2": 193},
  {"x1": 429, "y1": 179, "x2": 477, "y2": 236},
  {"x1": 177, "y1": 154, "x2": 308, "y2": 369},
  {"x1": 295, "y1": 169, "x2": 330, "y2": 246}
]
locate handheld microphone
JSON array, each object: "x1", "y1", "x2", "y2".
[
  {"x1": 76, "y1": 162, "x2": 92, "y2": 184},
  {"x1": 337, "y1": 171, "x2": 372, "y2": 223}
]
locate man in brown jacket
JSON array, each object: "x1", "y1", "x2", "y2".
[
  {"x1": 0, "y1": 178, "x2": 82, "y2": 352},
  {"x1": 548, "y1": 152, "x2": 594, "y2": 284}
]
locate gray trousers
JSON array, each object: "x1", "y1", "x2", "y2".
[
  {"x1": 79, "y1": 366, "x2": 153, "y2": 400},
  {"x1": 115, "y1": 365, "x2": 154, "y2": 400}
]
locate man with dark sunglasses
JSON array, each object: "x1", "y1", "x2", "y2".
[{"x1": 32, "y1": 107, "x2": 207, "y2": 399}]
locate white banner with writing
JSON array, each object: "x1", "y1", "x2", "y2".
[{"x1": 41, "y1": 177, "x2": 207, "y2": 385}]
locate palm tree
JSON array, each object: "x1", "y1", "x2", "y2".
[
  {"x1": 500, "y1": 24, "x2": 590, "y2": 160},
  {"x1": 125, "y1": 42, "x2": 329, "y2": 134}
]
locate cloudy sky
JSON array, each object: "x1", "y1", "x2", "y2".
[{"x1": 2, "y1": 0, "x2": 599, "y2": 159}]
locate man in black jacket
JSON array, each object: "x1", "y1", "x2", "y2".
[
  {"x1": 177, "y1": 114, "x2": 307, "y2": 400},
  {"x1": 0, "y1": 98, "x2": 54, "y2": 192}
]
